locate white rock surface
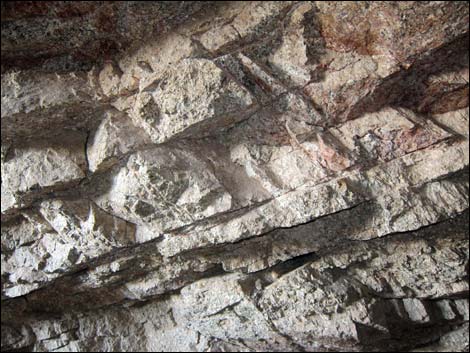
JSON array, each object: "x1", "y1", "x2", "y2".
[{"x1": 1, "y1": 1, "x2": 468, "y2": 352}]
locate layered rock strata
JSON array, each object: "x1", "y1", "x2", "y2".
[{"x1": 1, "y1": 1, "x2": 469, "y2": 352}]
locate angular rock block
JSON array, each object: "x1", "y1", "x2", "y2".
[
  {"x1": 130, "y1": 59, "x2": 256, "y2": 144},
  {"x1": 1, "y1": 1, "x2": 469, "y2": 352},
  {"x1": 1, "y1": 134, "x2": 87, "y2": 218},
  {"x1": 95, "y1": 145, "x2": 233, "y2": 234}
]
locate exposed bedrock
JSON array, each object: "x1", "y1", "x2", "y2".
[{"x1": 1, "y1": 1, "x2": 469, "y2": 352}]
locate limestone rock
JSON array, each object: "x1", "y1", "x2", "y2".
[
  {"x1": 194, "y1": 2, "x2": 294, "y2": 55},
  {"x1": 95, "y1": 145, "x2": 233, "y2": 233},
  {"x1": 258, "y1": 228, "x2": 469, "y2": 351},
  {"x1": 129, "y1": 59, "x2": 256, "y2": 144},
  {"x1": 1, "y1": 70, "x2": 106, "y2": 143},
  {"x1": 86, "y1": 109, "x2": 153, "y2": 172},
  {"x1": 315, "y1": 2, "x2": 469, "y2": 60},
  {"x1": 1, "y1": 1, "x2": 469, "y2": 352},
  {"x1": 2, "y1": 199, "x2": 135, "y2": 299},
  {"x1": 1, "y1": 1, "x2": 213, "y2": 72},
  {"x1": 1, "y1": 134, "x2": 87, "y2": 218}
]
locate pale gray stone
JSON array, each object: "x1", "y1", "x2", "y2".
[{"x1": 1, "y1": 1, "x2": 468, "y2": 352}]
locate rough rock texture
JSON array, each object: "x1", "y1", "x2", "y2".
[{"x1": 1, "y1": 1, "x2": 469, "y2": 352}]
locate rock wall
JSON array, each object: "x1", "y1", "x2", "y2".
[{"x1": 1, "y1": 1, "x2": 469, "y2": 352}]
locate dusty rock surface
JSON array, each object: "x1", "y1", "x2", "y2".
[{"x1": 1, "y1": 1, "x2": 469, "y2": 352}]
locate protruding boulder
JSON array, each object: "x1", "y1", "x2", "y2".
[
  {"x1": 129, "y1": 59, "x2": 256, "y2": 144},
  {"x1": 95, "y1": 145, "x2": 233, "y2": 234},
  {"x1": 87, "y1": 109, "x2": 153, "y2": 172}
]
